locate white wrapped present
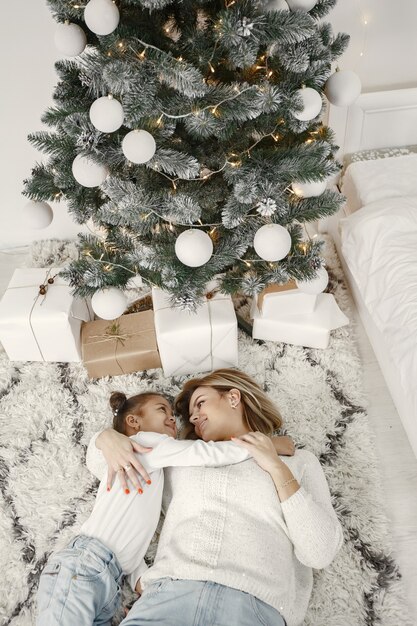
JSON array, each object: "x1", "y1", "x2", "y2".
[
  {"x1": 251, "y1": 280, "x2": 317, "y2": 318},
  {"x1": 252, "y1": 293, "x2": 349, "y2": 349},
  {"x1": 0, "y1": 268, "x2": 92, "y2": 362},
  {"x1": 152, "y1": 285, "x2": 238, "y2": 377}
]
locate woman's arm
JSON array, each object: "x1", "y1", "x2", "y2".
[
  {"x1": 232, "y1": 433, "x2": 343, "y2": 570},
  {"x1": 86, "y1": 428, "x2": 153, "y2": 492},
  {"x1": 274, "y1": 452, "x2": 343, "y2": 569}
]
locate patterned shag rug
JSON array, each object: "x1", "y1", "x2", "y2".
[{"x1": 0, "y1": 236, "x2": 413, "y2": 626}]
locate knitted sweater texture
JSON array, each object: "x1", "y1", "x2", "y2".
[
  {"x1": 88, "y1": 443, "x2": 343, "y2": 626},
  {"x1": 142, "y1": 450, "x2": 342, "y2": 626}
]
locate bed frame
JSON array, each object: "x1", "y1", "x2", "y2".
[{"x1": 320, "y1": 87, "x2": 417, "y2": 460}]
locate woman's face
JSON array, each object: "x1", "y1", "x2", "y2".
[{"x1": 188, "y1": 386, "x2": 248, "y2": 441}]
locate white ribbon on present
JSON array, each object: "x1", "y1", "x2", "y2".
[
  {"x1": 152, "y1": 286, "x2": 238, "y2": 377},
  {"x1": 0, "y1": 267, "x2": 92, "y2": 362}
]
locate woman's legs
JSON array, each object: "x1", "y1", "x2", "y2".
[{"x1": 121, "y1": 579, "x2": 286, "y2": 626}]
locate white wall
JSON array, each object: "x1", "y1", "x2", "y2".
[
  {"x1": 1, "y1": 0, "x2": 417, "y2": 249},
  {"x1": 328, "y1": 0, "x2": 417, "y2": 92},
  {"x1": 0, "y1": 0, "x2": 87, "y2": 249}
]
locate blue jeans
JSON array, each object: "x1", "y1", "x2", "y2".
[
  {"x1": 121, "y1": 578, "x2": 287, "y2": 626},
  {"x1": 35, "y1": 535, "x2": 123, "y2": 626}
]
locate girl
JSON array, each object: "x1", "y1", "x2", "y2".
[
  {"x1": 88, "y1": 369, "x2": 343, "y2": 626},
  {"x1": 36, "y1": 389, "x2": 294, "y2": 626}
]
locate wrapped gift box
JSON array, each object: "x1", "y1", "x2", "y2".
[
  {"x1": 252, "y1": 293, "x2": 349, "y2": 349},
  {"x1": 0, "y1": 267, "x2": 92, "y2": 362},
  {"x1": 251, "y1": 280, "x2": 317, "y2": 318},
  {"x1": 152, "y1": 285, "x2": 238, "y2": 377},
  {"x1": 81, "y1": 310, "x2": 161, "y2": 378}
]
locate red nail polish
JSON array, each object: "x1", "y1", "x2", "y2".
[
  {"x1": 107, "y1": 487, "x2": 111, "y2": 492},
  {"x1": 125, "y1": 488, "x2": 130, "y2": 494},
  {"x1": 146, "y1": 480, "x2": 152, "y2": 485},
  {"x1": 138, "y1": 488, "x2": 143, "y2": 494}
]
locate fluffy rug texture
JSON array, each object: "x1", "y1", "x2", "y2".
[{"x1": 0, "y1": 236, "x2": 413, "y2": 626}]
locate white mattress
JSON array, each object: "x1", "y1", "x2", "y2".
[
  {"x1": 340, "y1": 196, "x2": 417, "y2": 441},
  {"x1": 342, "y1": 153, "x2": 417, "y2": 214}
]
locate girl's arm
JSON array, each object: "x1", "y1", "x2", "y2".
[
  {"x1": 85, "y1": 428, "x2": 153, "y2": 492},
  {"x1": 131, "y1": 432, "x2": 252, "y2": 472}
]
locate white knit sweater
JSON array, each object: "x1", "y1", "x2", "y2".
[{"x1": 87, "y1": 442, "x2": 343, "y2": 626}]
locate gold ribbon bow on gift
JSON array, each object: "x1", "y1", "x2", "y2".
[
  {"x1": 90, "y1": 321, "x2": 130, "y2": 345},
  {"x1": 87, "y1": 318, "x2": 154, "y2": 375}
]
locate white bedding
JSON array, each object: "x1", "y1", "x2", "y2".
[
  {"x1": 340, "y1": 196, "x2": 417, "y2": 422},
  {"x1": 342, "y1": 154, "x2": 417, "y2": 214}
]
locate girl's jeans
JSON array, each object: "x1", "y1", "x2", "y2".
[{"x1": 36, "y1": 535, "x2": 123, "y2": 626}]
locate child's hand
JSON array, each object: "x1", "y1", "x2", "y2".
[
  {"x1": 96, "y1": 428, "x2": 153, "y2": 492},
  {"x1": 270, "y1": 435, "x2": 295, "y2": 457}
]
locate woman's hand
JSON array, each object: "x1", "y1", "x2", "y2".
[
  {"x1": 231, "y1": 432, "x2": 285, "y2": 474},
  {"x1": 271, "y1": 435, "x2": 295, "y2": 456},
  {"x1": 96, "y1": 428, "x2": 152, "y2": 492}
]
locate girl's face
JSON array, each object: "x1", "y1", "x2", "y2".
[
  {"x1": 188, "y1": 386, "x2": 249, "y2": 442},
  {"x1": 127, "y1": 396, "x2": 177, "y2": 438}
]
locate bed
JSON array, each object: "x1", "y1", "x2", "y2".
[{"x1": 320, "y1": 87, "x2": 417, "y2": 461}]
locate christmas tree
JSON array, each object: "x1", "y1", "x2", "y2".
[{"x1": 24, "y1": 0, "x2": 349, "y2": 310}]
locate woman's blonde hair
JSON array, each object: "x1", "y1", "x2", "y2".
[{"x1": 174, "y1": 368, "x2": 283, "y2": 438}]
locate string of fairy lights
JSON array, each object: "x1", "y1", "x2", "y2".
[{"x1": 26, "y1": 0, "x2": 361, "y2": 295}]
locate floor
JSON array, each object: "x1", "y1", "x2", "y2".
[{"x1": 1, "y1": 245, "x2": 417, "y2": 623}]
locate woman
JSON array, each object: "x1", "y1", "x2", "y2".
[{"x1": 87, "y1": 369, "x2": 343, "y2": 626}]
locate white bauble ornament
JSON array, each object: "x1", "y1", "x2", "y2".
[
  {"x1": 122, "y1": 130, "x2": 156, "y2": 164},
  {"x1": 91, "y1": 287, "x2": 127, "y2": 320},
  {"x1": 324, "y1": 70, "x2": 362, "y2": 107},
  {"x1": 72, "y1": 155, "x2": 109, "y2": 187},
  {"x1": 253, "y1": 224, "x2": 292, "y2": 262},
  {"x1": 84, "y1": 0, "x2": 120, "y2": 36},
  {"x1": 22, "y1": 201, "x2": 53, "y2": 229},
  {"x1": 296, "y1": 267, "x2": 329, "y2": 294},
  {"x1": 54, "y1": 22, "x2": 87, "y2": 56},
  {"x1": 293, "y1": 87, "x2": 322, "y2": 121},
  {"x1": 266, "y1": 0, "x2": 289, "y2": 10},
  {"x1": 175, "y1": 230, "x2": 213, "y2": 267},
  {"x1": 89, "y1": 96, "x2": 124, "y2": 133},
  {"x1": 292, "y1": 180, "x2": 327, "y2": 198},
  {"x1": 286, "y1": 0, "x2": 317, "y2": 10}
]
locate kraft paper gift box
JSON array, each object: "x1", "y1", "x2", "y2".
[
  {"x1": 0, "y1": 267, "x2": 92, "y2": 362},
  {"x1": 252, "y1": 293, "x2": 349, "y2": 350},
  {"x1": 152, "y1": 285, "x2": 238, "y2": 377},
  {"x1": 81, "y1": 310, "x2": 162, "y2": 378},
  {"x1": 250, "y1": 280, "x2": 317, "y2": 318}
]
